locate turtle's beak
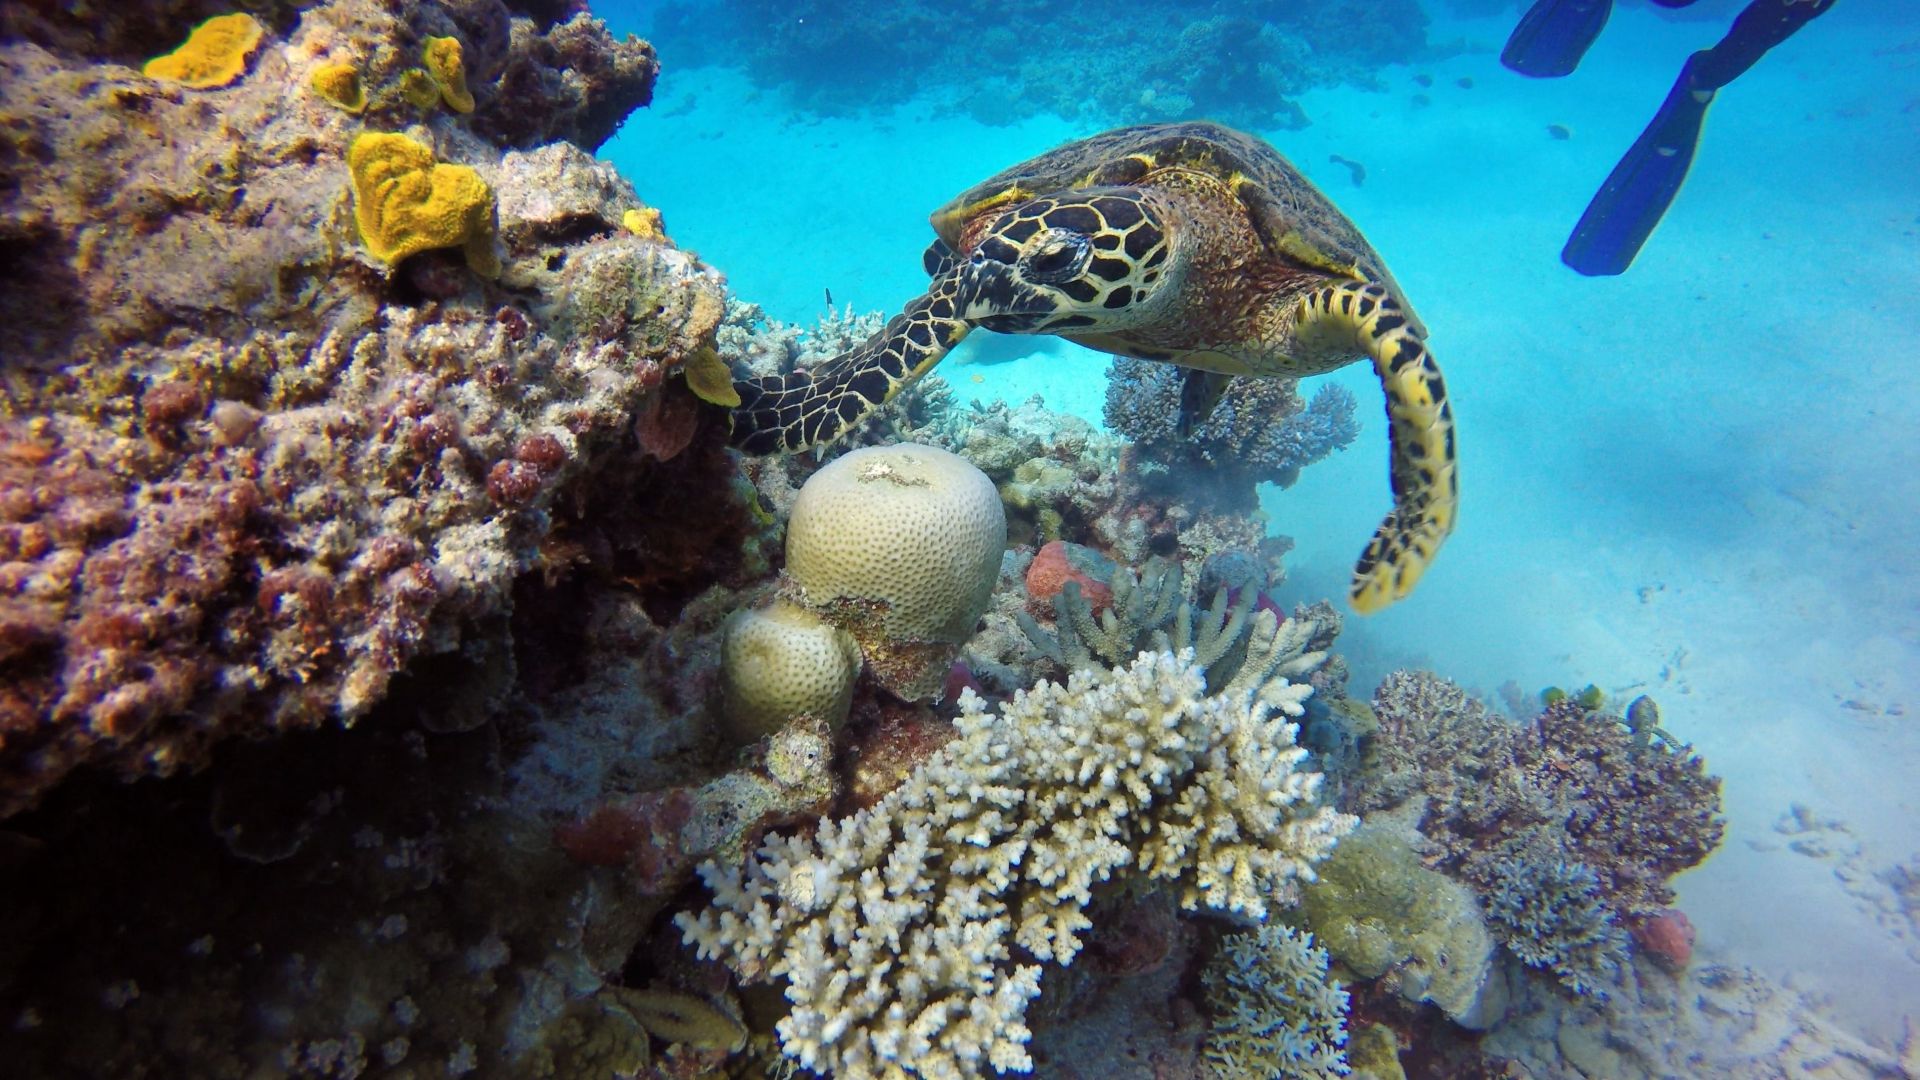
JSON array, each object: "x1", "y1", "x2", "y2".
[{"x1": 952, "y1": 258, "x2": 1058, "y2": 330}]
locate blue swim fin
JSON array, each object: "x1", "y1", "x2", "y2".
[
  {"x1": 1562, "y1": 56, "x2": 1714, "y2": 277},
  {"x1": 1502, "y1": 0, "x2": 1613, "y2": 78}
]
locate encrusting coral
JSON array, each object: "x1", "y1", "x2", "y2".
[
  {"x1": 679, "y1": 650, "x2": 1355, "y2": 1079},
  {"x1": 1299, "y1": 823, "x2": 1506, "y2": 1029},
  {"x1": 1201, "y1": 922, "x2": 1351, "y2": 1080},
  {"x1": 308, "y1": 62, "x2": 365, "y2": 112},
  {"x1": 0, "y1": 0, "x2": 687, "y2": 818},
  {"x1": 140, "y1": 12, "x2": 264, "y2": 89}
]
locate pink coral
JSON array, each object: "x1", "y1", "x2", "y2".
[{"x1": 1632, "y1": 908, "x2": 1696, "y2": 971}]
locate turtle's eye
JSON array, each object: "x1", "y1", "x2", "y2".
[{"x1": 1021, "y1": 232, "x2": 1090, "y2": 283}]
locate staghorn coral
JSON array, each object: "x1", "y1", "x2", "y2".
[
  {"x1": 1484, "y1": 847, "x2": 1631, "y2": 1000},
  {"x1": 1201, "y1": 922, "x2": 1351, "y2": 1080},
  {"x1": 679, "y1": 651, "x2": 1354, "y2": 1079},
  {"x1": 1016, "y1": 555, "x2": 1330, "y2": 704},
  {"x1": 1355, "y1": 672, "x2": 1725, "y2": 918},
  {"x1": 781, "y1": 442, "x2": 1006, "y2": 700},
  {"x1": 140, "y1": 12, "x2": 264, "y2": 88},
  {"x1": 0, "y1": 0, "x2": 711, "y2": 819}
]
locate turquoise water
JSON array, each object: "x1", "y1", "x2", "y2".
[{"x1": 604, "y1": 0, "x2": 1920, "y2": 1045}]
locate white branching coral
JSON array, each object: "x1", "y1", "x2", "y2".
[
  {"x1": 677, "y1": 650, "x2": 1355, "y2": 1080},
  {"x1": 1202, "y1": 923, "x2": 1351, "y2": 1080}
]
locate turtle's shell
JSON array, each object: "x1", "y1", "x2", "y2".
[{"x1": 929, "y1": 121, "x2": 1425, "y2": 337}]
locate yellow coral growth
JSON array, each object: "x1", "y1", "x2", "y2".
[
  {"x1": 422, "y1": 36, "x2": 475, "y2": 113},
  {"x1": 308, "y1": 63, "x2": 365, "y2": 113},
  {"x1": 622, "y1": 207, "x2": 665, "y2": 240},
  {"x1": 396, "y1": 68, "x2": 441, "y2": 109},
  {"x1": 143, "y1": 12, "x2": 264, "y2": 89},
  {"x1": 347, "y1": 133, "x2": 498, "y2": 275}
]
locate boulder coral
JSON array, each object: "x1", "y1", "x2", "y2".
[
  {"x1": 718, "y1": 598, "x2": 862, "y2": 741},
  {"x1": 782, "y1": 442, "x2": 1005, "y2": 700}
]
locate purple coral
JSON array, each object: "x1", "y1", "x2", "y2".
[
  {"x1": 1354, "y1": 671, "x2": 1725, "y2": 919},
  {"x1": 1102, "y1": 357, "x2": 1359, "y2": 488}
]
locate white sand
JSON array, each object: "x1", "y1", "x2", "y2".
[{"x1": 609, "y1": 0, "x2": 1919, "y2": 1044}]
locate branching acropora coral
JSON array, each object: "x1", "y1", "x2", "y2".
[
  {"x1": 679, "y1": 651, "x2": 1354, "y2": 1079},
  {"x1": 1202, "y1": 923, "x2": 1351, "y2": 1080},
  {"x1": 142, "y1": 12, "x2": 263, "y2": 88},
  {"x1": 309, "y1": 62, "x2": 365, "y2": 112},
  {"x1": 346, "y1": 132, "x2": 498, "y2": 274},
  {"x1": 422, "y1": 35, "x2": 476, "y2": 113}
]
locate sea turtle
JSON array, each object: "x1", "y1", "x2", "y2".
[{"x1": 728, "y1": 121, "x2": 1457, "y2": 613}]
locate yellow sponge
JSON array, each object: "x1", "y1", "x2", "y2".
[
  {"x1": 143, "y1": 12, "x2": 264, "y2": 89},
  {"x1": 422, "y1": 36, "x2": 476, "y2": 113},
  {"x1": 347, "y1": 132, "x2": 497, "y2": 275},
  {"x1": 309, "y1": 63, "x2": 365, "y2": 113}
]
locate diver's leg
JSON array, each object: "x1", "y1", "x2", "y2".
[{"x1": 1562, "y1": 0, "x2": 1836, "y2": 275}]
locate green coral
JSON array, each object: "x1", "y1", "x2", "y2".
[
  {"x1": 1299, "y1": 824, "x2": 1503, "y2": 1029},
  {"x1": 1202, "y1": 922, "x2": 1351, "y2": 1080}
]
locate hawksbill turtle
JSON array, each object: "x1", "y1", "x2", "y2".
[{"x1": 728, "y1": 121, "x2": 1458, "y2": 614}]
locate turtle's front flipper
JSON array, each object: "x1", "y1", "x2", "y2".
[
  {"x1": 1294, "y1": 282, "x2": 1458, "y2": 613},
  {"x1": 729, "y1": 276, "x2": 974, "y2": 455}
]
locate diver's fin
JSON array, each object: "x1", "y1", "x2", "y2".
[
  {"x1": 1176, "y1": 368, "x2": 1231, "y2": 438},
  {"x1": 1562, "y1": 55, "x2": 1714, "y2": 276},
  {"x1": 1291, "y1": 282, "x2": 1458, "y2": 614},
  {"x1": 1502, "y1": 0, "x2": 1613, "y2": 78}
]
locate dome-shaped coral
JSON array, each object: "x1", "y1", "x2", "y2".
[
  {"x1": 785, "y1": 442, "x2": 1005, "y2": 699},
  {"x1": 719, "y1": 599, "x2": 861, "y2": 742}
]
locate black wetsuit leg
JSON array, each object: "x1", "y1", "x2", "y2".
[{"x1": 1562, "y1": 0, "x2": 1836, "y2": 275}]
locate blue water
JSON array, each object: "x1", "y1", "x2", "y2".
[{"x1": 602, "y1": 0, "x2": 1919, "y2": 1046}]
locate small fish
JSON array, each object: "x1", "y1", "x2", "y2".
[
  {"x1": 1413, "y1": 73, "x2": 1434, "y2": 88},
  {"x1": 970, "y1": 372, "x2": 985, "y2": 384},
  {"x1": 1455, "y1": 76, "x2": 1474, "y2": 90},
  {"x1": 824, "y1": 286, "x2": 834, "y2": 307},
  {"x1": 1328, "y1": 154, "x2": 1367, "y2": 187},
  {"x1": 1546, "y1": 123, "x2": 1572, "y2": 140}
]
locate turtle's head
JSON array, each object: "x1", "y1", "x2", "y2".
[{"x1": 954, "y1": 189, "x2": 1176, "y2": 334}]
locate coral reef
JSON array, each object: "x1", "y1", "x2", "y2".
[
  {"x1": 1355, "y1": 672, "x2": 1725, "y2": 920},
  {"x1": 1299, "y1": 824, "x2": 1506, "y2": 1030},
  {"x1": 780, "y1": 442, "x2": 1005, "y2": 700},
  {"x1": 648, "y1": 0, "x2": 1429, "y2": 130},
  {"x1": 679, "y1": 651, "x2": 1354, "y2": 1079},
  {"x1": 1201, "y1": 922, "x2": 1351, "y2": 1080},
  {"x1": 1104, "y1": 356, "x2": 1361, "y2": 496},
  {"x1": 1484, "y1": 845, "x2": 1631, "y2": 1000},
  {"x1": 718, "y1": 598, "x2": 862, "y2": 741},
  {"x1": 0, "y1": 0, "x2": 693, "y2": 819}
]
